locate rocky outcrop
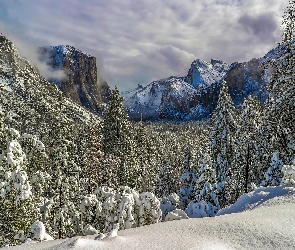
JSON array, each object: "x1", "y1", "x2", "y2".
[{"x1": 39, "y1": 45, "x2": 110, "y2": 114}]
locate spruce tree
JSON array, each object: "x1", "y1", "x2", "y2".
[
  {"x1": 210, "y1": 80, "x2": 236, "y2": 208},
  {"x1": 102, "y1": 86, "x2": 135, "y2": 187},
  {"x1": 261, "y1": 151, "x2": 284, "y2": 186},
  {"x1": 234, "y1": 96, "x2": 262, "y2": 196}
]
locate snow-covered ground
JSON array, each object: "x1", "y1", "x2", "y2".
[{"x1": 8, "y1": 185, "x2": 295, "y2": 250}]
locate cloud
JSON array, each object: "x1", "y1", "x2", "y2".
[
  {"x1": 238, "y1": 12, "x2": 279, "y2": 42},
  {"x1": 0, "y1": 1, "x2": 66, "y2": 82},
  {"x1": 0, "y1": 0, "x2": 290, "y2": 91}
]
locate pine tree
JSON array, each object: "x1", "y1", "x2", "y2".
[
  {"x1": 210, "y1": 80, "x2": 236, "y2": 208},
  {"x1": 261, "y1": 151, "x2": 284, "y2": 186},
  {"x1": 134, "y1": 121, "x2": 159, "y2": 193},
  {"x1": 102, "y1": 86, "x2": 135, "y2": 187},
  {"x1": 41, "y1": 97, "x2": 81, "y2": 239},
  {"x1": 87, "y1": 126, "x2": 119, "y2": 191},
  {"x1": 0, "y1": 124, "x2": 39, "y2": 246},
  {"x1": 156, "y1": 164, "x2": 177, "y2": 198},
  {"x1": 234, "y1": 96, "x2": 262, "y2": 196},
  {"x1": 178, "y1": 146, "x2": 197, "y2": 210},
  {"x1": 262, "y1": 0, "x2": 295, "y2": 165}
]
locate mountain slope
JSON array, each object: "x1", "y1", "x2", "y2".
[
  {"x1": 123, "y1": 47, "x2": 281, "y2": 121},
  {"x1": 0, "y1": 35, "x2": 99, "y2": 139}
]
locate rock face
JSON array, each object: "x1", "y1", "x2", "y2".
[
  {"x1": 39, "y1": 45, "x2": 110, "y2": 114},
  {"x1": 0, "y1": 35, "x2": 99, "y2": 135},
  {"x1": 122, "y1": 48, "x2": 278, "y2": 121}
]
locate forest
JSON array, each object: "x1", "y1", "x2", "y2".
[{"x1": 1, "y1": 0, "x2": 295, "y2": 247}]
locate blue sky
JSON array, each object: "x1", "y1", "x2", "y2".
[{"x1": 0, "y1": 0, "x2": 289, "y2": 91}]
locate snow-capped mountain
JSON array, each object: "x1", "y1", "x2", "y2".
[
  {"x1": 39, "y1": 45, "x2": 110, "y2": 114},
  {"x1": 122, "y1": 48, "x2": 280, "y2": 120},
  {"x1": 0, "y1": 35, "x2": 99, "y2": 135},
  {"x1": 186, "y1": 59, "x2": 229, "y2": 88}
]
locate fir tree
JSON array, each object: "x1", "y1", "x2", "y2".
[
  {"x1": 261, "y1": 151, "x2": 284, "y2": 187},
  {"x1": 102, "y1": 86, "x2": 135, "y2": 187},
  {"x1": 210, "y1": 80, "x2": 236, "y2": 208},
  {"x1": 234, "y1": 96, "x2": 262, "y2": 196}
]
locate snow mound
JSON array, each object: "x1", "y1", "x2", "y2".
[
  {"x1": 217, "y1": 185, "x2": 295, "y2": 216},
  {"x1": 165, "y1": 209, "x2": 189, "y2": 221},
  {"x1": 83, "y1": 225, "x2": 98, "y2": 236},
  {"x1": 8, "y1": 185, "x2": 295, "y2": 249}
]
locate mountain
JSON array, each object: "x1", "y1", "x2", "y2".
[
  {"x1": 39, "y1": 45, "x2": 111, "y2": 114},
  {"x1": 0, "y1": 35, "x2": 99, "y2": 139},
  {"x1": 122, "y1": 49, "x2": 279, "y2": 121}
]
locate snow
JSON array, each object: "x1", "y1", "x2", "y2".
[
  {"x1": 29, "y1": 221, "x2": 53, "y2": 241},
  {"x1": 82, "y1": 225, "x2": 98, "y2": 236},
  {"x1": 8, "y1": 185, "x2": 295, "y2": 250},
  {"x1": 217, "y1": 185, "x2": 295, "y2": 215},
  {"x1": 165, "y1": 209, "x2": 189, "y2": 221},
  {"x1": 0, "y1": 77, "x2": 13, "y2": 92}
]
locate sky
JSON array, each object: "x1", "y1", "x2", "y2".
[{"x1": 0, "y1": 0, "x2": 290, "y2": 91}]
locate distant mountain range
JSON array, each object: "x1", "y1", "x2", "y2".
[
  {"x1": 0, "y1": 33, "x2": 286, "y2": 122},
  {"x1": 122, "y1": 45, "x2": 283, "y2": 121}
]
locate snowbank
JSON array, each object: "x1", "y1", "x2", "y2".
[
  {"x1": 217, "y1": 185, "x2": 295, "y2": 216},
  {"x1": 8, "y1": 185, "x2": 295, "y2": 250}
]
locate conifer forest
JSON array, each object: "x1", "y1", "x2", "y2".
[{"x1": 1, "y1": 0, "x2": 295, "y2": 247}]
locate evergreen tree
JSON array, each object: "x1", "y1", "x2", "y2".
[
  {"x1": 178, "y1": 146, "x2": 198, "y2": 210},
  {"x1": 87, "y1": 126, "x2": 119, "y2": 191},
  {"x1": 134, "y1": 121, "x2": 158, "y2": 193},
  {"x1": 102, "y1": 86, "x2": 136, "y2": 187},
  {"x1": 262, "y1": 0, "x2": 295, "y2": 165},
  {"x1": 41, "y1": 97, "x2": 81, "y2": 239},
  {"x1": 156, "y1": 164, "x2": 177, "y2": 198},
  {"x1": 261, "y1": 151, "x2": 284, "y2": 187},
  {"x1": 234, "y1": 96, "x2": 262, "y2": 196},
  {"x1": 0, "y1": 124, "x2": 39, "y2": 246},
  {"x1": 210, "y1": 80, "x2": 236, "y2": 208}
]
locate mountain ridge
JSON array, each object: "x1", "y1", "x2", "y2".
[{"x1": 122, "y1": 47, "x2": 279, "y2": 121}]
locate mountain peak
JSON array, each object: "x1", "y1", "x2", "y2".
[{"x1": 39, "y1": 45, "x2": 110, "y2": 114}]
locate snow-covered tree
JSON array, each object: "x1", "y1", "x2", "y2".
[
  {"x1": 184, "y1": 151, "x2": 220, "y2": 218},
  {"x1": 178, "y1": 145, "x2": 200, "y2": 210},
  {"x1": 210, "y1": 80, "x2": 236, "y2": 208},
  {"x1": 41, "y1": 98, "x2": 82, "y2": 239},
  {"x1": 102, "y1": 86, "x2": 136, "y2": 187},
  {"x1": 261, "y1": 0, "x2": 295, "y2": 165},
  {"x1": 0, "y1": 125, "x2": 39, "y2": 246},
  {"x1": 261, "y1": 151, "x2": 284, "y2": 187},
  {"x1": 156, "y1": 164, "x2": 178, "y2": 198},
  {"x1": 133, "y1": 121, "x2": 158, "y2": 193},
  {"x1": 234, "y1": 96, "x2": 262, "y2": 195}
]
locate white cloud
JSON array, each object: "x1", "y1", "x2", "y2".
[{"x1": 0, "y1": 0, "x2": 290, "y2": 91}]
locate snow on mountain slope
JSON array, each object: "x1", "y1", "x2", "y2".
[
  {"x1": 123, "y1": 77, "x2": 189, "y2": 120},
  {"x1": 0, "y1": 35, "x2": 99, "y2": 135},
  {"x1": 9, "y1": 185, "x2": 295, "y2": 250},
  {"x1": 187, "y1": 59, "x2": 229, "y2": 88},
  {"x1": 123, "y1": 42, "x2": 289, "y2": 121},
  {"x1": 121, "y1": 58, "x2": 232, "y2": 120}
]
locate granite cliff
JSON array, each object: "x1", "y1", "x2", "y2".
[{"x1": 39, "y1": 45, "x2": 110, "y2": 114}]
